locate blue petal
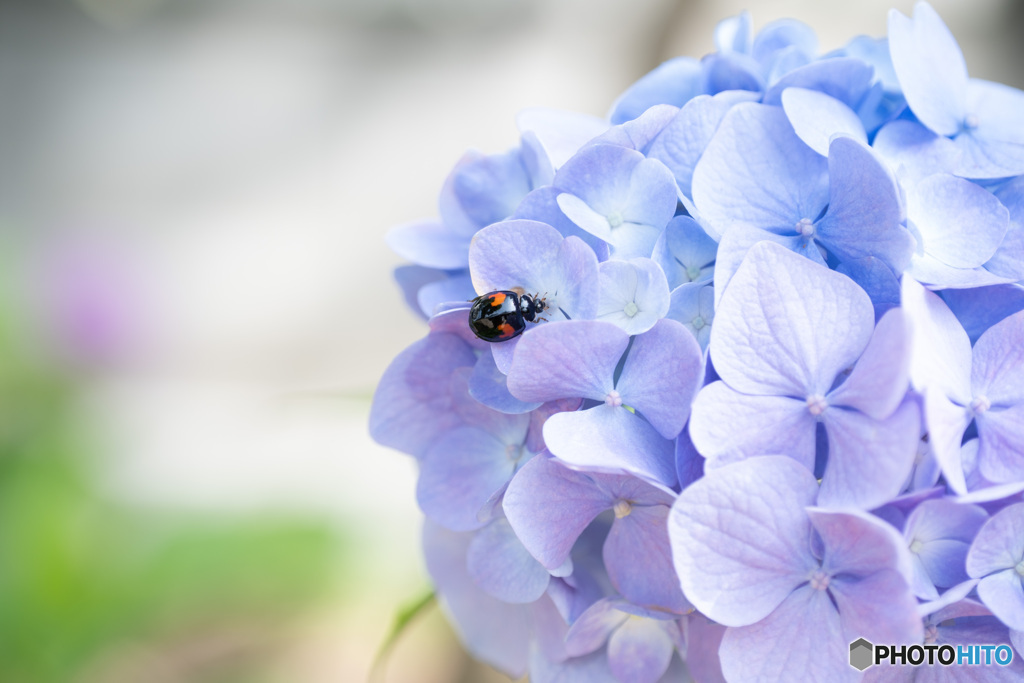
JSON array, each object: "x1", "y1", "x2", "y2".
[
  {"x1": 700, "y1": 53, "x2": 763, "y2": 95},
  {"x1": 872, "y1": 119, "x2": 963, "y2": 184},
  {"x1": 827, "y1": 309, "x2": 912, "y2": 420},
  {"x1": 761, "y1": 57, "x2": 874, "y2": 108},
  {"x1": 816, "y1": 137, "x2": 912, "y2": 272},
  {"x1": 907, "y1": 173, "x2": 1009, "y2": 269},
  {"x1": 514, "y1": 187, "x2": 611, "y2": 261},
  {"x1": 835, "y1": 257, "x2": 901, "y2": 320},
  {"x1": 648, "y1": 91, "x2": 759, "y2": 201},
  {"x1": 781, "y1": 87, "x2": 866, "y2": 156},
  {"x1": 986, "y1": 177, "x2": 1024, "y2": 280},
  {"x1": 714, "y1": 11, "x2": 752, "y2": 53},
  {"x1": 417, "y1": 272, "x2": 475, "y2": 318},
  {"x1": 665, "y1": 282, "x2": 714, "y2": 350},
  {"x1": 692, "y1": 102, "x2": 828, "y2": 240},
  {"x1": 587, "y1": 104, "x2": 678, "y2": 155},
  {"x1": 609, "y1": 57, "x2": 703, "y2": 125},
  {"x1": 888, "y1": 3, "x2": 968, "y2": 136},
  {"x1": 452, "y1": 147, "x2": 534, "y2": 228},
  {"x1": 652, "y1": 215, "x2": 717, "y2": 290},
  {"x1": 393, "y1": 264, "x2": 448, "y2": 319},
  {"x1": 954, "y1": 79, "x2": 1024, "y2": 178}
]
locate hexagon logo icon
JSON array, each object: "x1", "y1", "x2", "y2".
[{"x1": 849, "y1": 638, "x2": 874, "y2": 671}]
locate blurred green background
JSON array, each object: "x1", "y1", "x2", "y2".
[{"x1": 0, "y1": 0, "x2": 1020, "y2": 681}]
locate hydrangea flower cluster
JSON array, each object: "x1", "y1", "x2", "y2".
[{"x1": 370, "y1": 4, "x2": 1024, "y2": 681}]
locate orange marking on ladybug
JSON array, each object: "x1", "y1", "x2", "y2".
[
  {"x1": 490, "y1": 292, "x2": 507, "y2": 306},
  {"x1": 498, "y1": 323, "x2": 515, "y2": 337}
]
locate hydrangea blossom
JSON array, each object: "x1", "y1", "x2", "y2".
[{"x1": 371, "y1": 3, "x2": 1024, "y2": 680}]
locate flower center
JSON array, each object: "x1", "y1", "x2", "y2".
[
  {"x1": 607, "y1": 211, "x2": 624, "y2": 229},
  {"x1": 605, "y1": 390, "x2": 623, "y2": 408},
  {"x1": 686, "y1": 265, "x2": 702, "y2": 281},
  {"x1": 796, "y1": 217, "x2": 815, "y2": 237},
  {"x1": 692, "y1": 315, "x2": 705, "y2": 330},
  {"x1": 964, "y1": 113, "x2": 979, "y2": 130},
  {"x1": 909, "y1": 539, "x2": 923, "y2": 554},
  {"x1": 623, "y1": 301, "x2": 639, "y2": 317},
  {"x1": 809, "y1": 569, "x2": 830, "y2": 591},
  {"x1": 1015, "y1": 559, "x2": 1024, "y2": 577},
  {"x1": 613, "y1": 499, "x2": 632, "y2": 518},
  {"x1": 806, "y1": 394, "x2": 827, "y2": 416},
  {"x1": 970, "y1": 395, "x2": 990, "y2": 415}
]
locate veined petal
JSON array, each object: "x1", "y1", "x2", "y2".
[
  {"x1": 827, "y1": 309, "x2": 911, "y2": 419},
  {"x1": 781, "y1": 87, "x2": 866, "y2": 156},
  {"x1": 668, "y1": 456, "x2": 820, "y2": 627},
  {"x1": 689, "y1": 383, "x2": 817, "y2": 472},
  {"x1": 711, "y1": 241, "x2": 873, "y2": 397},
  {"x1": 467, "y1": 517, "x2": 550, "y2": 604}
]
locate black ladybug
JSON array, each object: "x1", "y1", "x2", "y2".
[{"x1": 468, "y1": 289, "x2": 548, "y2": 342}]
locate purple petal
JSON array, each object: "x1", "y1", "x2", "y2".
[
  {"x1": 809, "y1": 507, "x2": 914, "y2": 581},
  {"x1": 967, "y1": 502, "x2": 1024, "y2": 577},
  {"x1": 888, "y1": 3, "x2": 968, "y2": 136},
  {"x1": 668, "y1": 456, "x2": 820, "y2": 626},
  {"x1": 543, "y1": 406, "x2": 678, "y2": 488},
  {"x1": 607, "y1": 617, "x2": 676, "y2": 683},
  {"x1": 816, "y1": 137, "x2": 913, "y2": 272},
  {"x1": 529, "y1": 647, "x2": 618, "y2": 683},
  {"x1": 689, "y1": 383, "x2": 817, "y2": 472},
  {"x1": 836, "y1": 257, "x2": 901, "y2": 319},
  {"x1": 827, "y1": 309, "x2": 911, "y2": 419},
  {"x1": 595, "y1": 258, "x2": 670, "y2": 335},
  {"x1": 976, "y1": 405, "x2": 1024, "y2": 484},
  {"x1": 565, "y1": 598, "x2": 629, "y2": 657},
  {"x1": 605, "y1": 504, "x2": 688, "y2": 613},
  {"x1": 907, "y1": 173, "x2": 1009, "y2": 269},
  {"x1": 711, "y1": 240, "x2": 873, "y2": 397},
  {"x1": 719, "y1": 586, "x2": 854, "y2": 683},
  {"x1": 692, "y1": 102, "x2": 829, "y2": 240},
  {"x1": 503, "y1": 454, "x2": 613, "y2": 570},
  {"x1": 468, "y1": 350, "x2": 542, "y2": 414},
  {"x1": 972, "y1": 309, "x2": 1024, "y2": 406},
  {"x1": 681, "y1": 615, "x2": 727, "y2": 683},
  {"x1": 781, "y1": 87, "x2": 867, "y2": 156},
  {"x1": 507, "y1": 320, "x2": 626, "y2": 403},
  {"x1": 923, "y1": 387, "x2": 972, "y2": 494},
  {"x1": 422, "y1": 521, "x2": 532, "y2": 677},
  {"x1": 818, "y1": 399, "x2": 921, "y2": 510},
  {"x1": 369, "y1": 332, "x2": 476, "y2": 458},
  {"x1": 830, "y1": 569, "x2": 923, "y2": 646},
  {"x1": 466, "y1": 517, "x2": 550, "y2": 604},
  {"x1": 418, "y1": 427, "x2": 518, "y2": 531},
  {"x1": 977, "y1": 570, "x2": 1024, "y2": 631},
  {"x1": 616, "y1": 318, "x2": 704, "y2": 440},
  {"x1": 417, "y1": 272, "x2": 475, "y2": 318},
  {"x1": 469, "y1": 219, "x2": 600, "y2": 322}
]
